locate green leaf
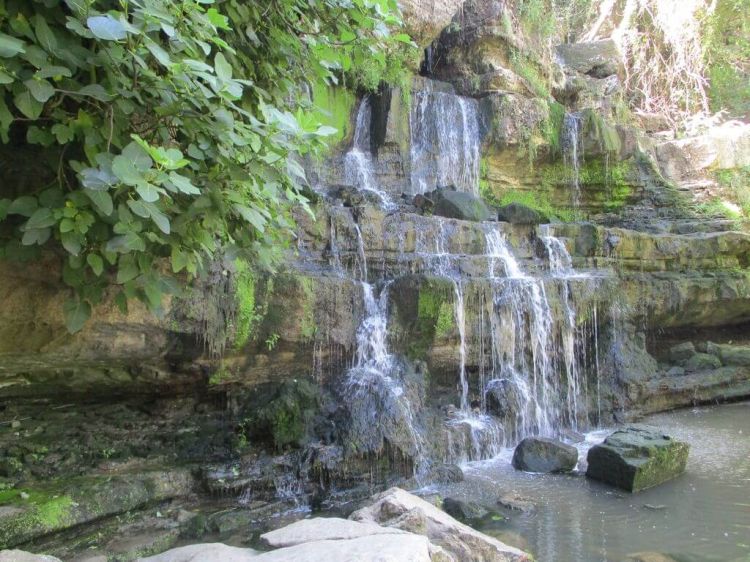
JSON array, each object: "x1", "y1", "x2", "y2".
[
  {"x1": 37, "y1": 65, "x2": 72, "y2": 79},
  {"x1": 135, "y1": 181, "x2": 160, "y2": 203},
  {"x1": 85, "y1": 190, "x2": 114, "y2": 216},
  {"x1": 0, "y1": 199, "x2": 10, "y2": 220},
  {"x1": 233, "y1": 204, "x2": 266, "y2": 233},
  {"x1": 81, "y1": 168, "x2": 116, "y2": 190},
  {"x1": 25, "y1": 207, "x2": 56, "y2": 230},
  {"x1": 61, "y1": 231, "x2": 82, "y2": 255},
  {"x1": 87, "y1": 253, "x2": 104, "y2": 276},
  {"x1": 33, "y1": 15, "x2": 58, "y2": 52},
  {"x1": 214, "y1": 52, "x2": 232, "y2": 81},
  {"x1": 127, "y1": 199, "x2": 150, "y2": 218},
  {"x1": 112, "y1": 155, "x2": 142, "y2": 186},
  {"x1": 206, "y1": 8, "x2": 231, "y2": 30},
  {"x1": 14, "y1": 90, "x2": 43, "y2": 119},
  {"x1": 148, "y1": 206, "x2": 170, "y2": 234},
  {"x1": 21, "y1": 228, "x2": 51, "y2": 246},
  {"x1": 0, "y1": 98, "x2": 11, "y2": 142},
  {"x1": 168, "y1": 172, "x2": 200, "y2": 195},
  {"x1": 87, "y1": 16, "x2": 127, "y2": 41},
  {"x1": 116, "y1": 255, "x2": 139, "y2": 283},
  {"x1": 63, "y1": 298, "x2": 91, "y2": 333},
  {"x1": 77, "y1": 84, "x2": 110, "y2": 101},
  {"x1": 24, "y1": 78, "x2": 55, "y2": 103},
  {"x1": 107, "y1": 232, "x2": 145, "y2": 253},
  {"x1": 170, "y1": 247, "x2": 189, "y2": 273},
  {"x1": 60, "y1": 218, "x2": 75, "y2": 233},
  {"x1": 0, "y1": 32, "x2": 25, "y2": 58},
  {"x1": 122, "y1": 141, "x2": 153, "y2": 172},
  {"x1": 8, "y1": 196, "x2": 38, "y2": 217},
  {"x1": 0, "y1": 70, "x2": 13, "y2": 85}
]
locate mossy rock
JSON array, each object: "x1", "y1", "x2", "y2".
[{"x1": 586, "y1": 425, "x2": 689, "y2": 492}]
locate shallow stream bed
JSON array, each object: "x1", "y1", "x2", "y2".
[{"x1": 434, "y1": 402, "x2": 750, "y2": 562}]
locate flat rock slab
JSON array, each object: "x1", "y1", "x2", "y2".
[
  {"x1": 254, "y1": 535, "x2": 433, "y2": 562},
  {"x1": 139, "y1": 543, "x2": 260, "y2": 562},
  {"x1": 0, "y1": 551, "x2": 62, "y2": 562},
  {"x1": 586, "y1": 425, "x2": 689, "y2": 492},
  {"x1": 260, "y1": 517, "x2": 407, "y2": 548}
]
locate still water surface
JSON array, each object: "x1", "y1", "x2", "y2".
[{"x1": 436, "y1": 402, "x2": 750, "y2": 562}]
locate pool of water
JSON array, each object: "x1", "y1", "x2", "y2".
[{"x1": 434, "y1": 402, "x2": 750, "y2": 562}]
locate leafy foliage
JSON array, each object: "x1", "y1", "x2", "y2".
[
  {"x1": 704, "y1": 0, "x2": 750, "y2": 117},
  {"x1": 0, "y1": 0, "x2": 413, "y2": 333}
]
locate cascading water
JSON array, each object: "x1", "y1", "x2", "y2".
[
  {"x1": 344, "y1": 97, "x2": 393, "y2": 208},
  {"x1": 409, "y1": 85, "x2": 480, "y2": 195},
  {"x1": 562, "y1": 112, "x2": 583, "y2": 207}
]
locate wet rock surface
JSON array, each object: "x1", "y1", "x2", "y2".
[
  {"x1": 511, "y1": 437, "x2": 578, "y2": 473},
  {"x1": 586, "y1": 426, "x2": 690, "y2": 492}
]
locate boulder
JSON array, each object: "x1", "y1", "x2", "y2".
[
  {"x1": 668, "y1": 342, "x2": 695, "y2": 364},
  {"x1": 684, "y1": 352, "x2": 722, "y2": 371},
  {"x1": 556, "y1": 39, "x2": 622, "y2": 78},
  {"x1": 0, "y1": 551, "x2": 61, "y2": 562},
  {"x1": 586, "y1": 425, "x2": 689, "y2": 492},
  {"x1": 665, "y1": 366, "x2": 685, "y2": 377},
  {"x1": 139, "y1": 544, "x2": 259, "y2": 562},
  {"x1": 511, "y1": 437, "x2": 578, "y2": 473},
  {"x1": 427, "y1": 463, "x2": 465, "y2": 484},
  {"x1": 709, "y1": 343, "x2": 750, "y2": 366},
  {"x1": 496, "y1": 203, "x2": 549, "y2": 225},
  {"x1": 350, "y1": 487, "x2": 531, "y2": 561},
  {"x1": 496, "y1": 492, "x2": 535, "y2": 514},
  {"x1": 441, "y1": 498, "x2": 489, "y2": 524},
  {"x1": 260, "y1": 517, "x2": 407, "y2": 548},
  {"x1": 432, "y1": 190, "x2": 493, "y2": 222}
]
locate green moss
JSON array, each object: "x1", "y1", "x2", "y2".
[
  {"x1": 298, "y1": 277, "x2": 316, "y2": 341},
  {"x1": 490, "y1": 188, "x2": 580, "y2": 223},
  {"x1": 509, "y1": 49, "x2": 550, "y2": 99},
  {"x1": 0, "y1": 488, "x2": 74, "y2": 547},
  {"x1": 208, "y1": 366, "x2": 233, "y2": 386},
  {"x1": 580, "y1": 109, "x2": 622, "y2": 155},
  {"x1": 233, "y1": 259, "x2": 258, "y2": 350},
  {"x1": 310, "y1": 82, "x2": 357, "y2": 146},
  {"x1": 713, "y1": 166, "x2": 750, "y2": 217},
  {"x1": 543, "y1": 100, "x2": 566, "y2": 156},
  {"x1": 540, "y1": 158, "x2": 635, "y2": 212},
  {"x1": 404, "y1": 280, "x2": 455, "y2": 360},
  {"x1": 254, "y1": 380, "x2": 321, "y2": 450}
]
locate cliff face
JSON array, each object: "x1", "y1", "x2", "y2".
[{"x1": 2, "y1": 1, "x2": 750, "y2": 557}]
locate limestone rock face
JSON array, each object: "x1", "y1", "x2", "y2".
[
  {"x1": 586, "y1": 426, "x2": 690, "y2": 492},
  {"x1": 350, "y1": 487, "x2": 531, "y2": 561},
  {"x1": 398, "y1": 0, "x2": 464, "y2": 48},
  {"x1": 511, "y1": 437, "x2": 578, "y2": 473},
  {"x1": 556, "y1": 39, "x2": 623, "y2": 78}
]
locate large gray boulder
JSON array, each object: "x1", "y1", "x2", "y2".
[
  {"x1": 586, "y1": 425, "x2": 689, "y2": 492},
  {"x1": 708, "y1": 343, "x2": 750, "y2": 366},
  {"x1": 432, "y1": 190, "x2": 494, "y2": 222},
  {"x1": 511, "y1": 437, "x2": 578, "y2": 473},
  {"x1": 349, "y1": 487, "x2": 531, "y2": 561}
]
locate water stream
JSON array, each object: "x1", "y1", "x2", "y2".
[{"x1": 563, "y1": 112, "x2": 583, "y2": 207}]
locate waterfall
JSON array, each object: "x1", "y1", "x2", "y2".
[
  {"x1": 562, "y1": 112, "x2": 583, "y2": 207},
  {"x1": 344, "y1": 97, "x2": 393, "y2": 208},
  {"x1": 480, "y1": 226, "x2": 592, "y2": 442},
  {"x1": 345, "y1": 281, "x2": 429, "y2": 477},
  {"x1": 409, "y1": 86, "x2": 480, "y2": 195}
]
